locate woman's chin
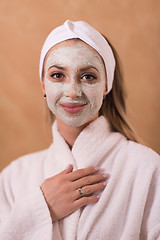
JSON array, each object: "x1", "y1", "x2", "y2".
[{"x1": 56, "y1": 112, "x2": 99, "y2": 128}]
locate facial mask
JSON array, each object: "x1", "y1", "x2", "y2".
[
  {"x1": 39, "y1": 20, "x2": 115, "y2": 93},
  {"x1": 44, "y1": 44, "x2": 106, "y2": 127}
]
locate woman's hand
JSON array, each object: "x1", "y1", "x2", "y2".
[{"x1": 40, "y1": 165, "x2": 110, "y2": 222}]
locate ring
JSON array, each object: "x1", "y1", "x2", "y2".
[{"x1": 78, "y1": 188, "x2": 84, "y2": 196}]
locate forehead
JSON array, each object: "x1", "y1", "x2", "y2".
[{"x1": 45, "y1": 39, "x2": 103, "y2": 64}]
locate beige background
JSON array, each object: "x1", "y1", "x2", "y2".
[{"x1": 0, "y1": 0, "x2": 160, "y2": 171}]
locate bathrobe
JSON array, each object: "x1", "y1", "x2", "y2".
[{"x1": 0, "y1": 116, "x2": 160, "y2": 240}]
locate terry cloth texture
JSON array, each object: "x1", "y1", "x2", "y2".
[{"x1": 0, "y1": 116, "x2": 160, "y2": 239}]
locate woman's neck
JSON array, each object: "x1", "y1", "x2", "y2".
[
  {"x1": 56, "y1": 114, "x2": 98, "y2": 148},
  {"x1": 56, "y1": 119, "x2": 87, "y2": 148}
]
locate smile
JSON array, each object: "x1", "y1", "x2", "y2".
[{"x1": 60, "y1": 103, "x2": 87, "y2": 114}]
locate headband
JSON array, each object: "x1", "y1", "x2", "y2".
[{"x1": 39, "y1": 20, "x2": 115, "y2": 93}]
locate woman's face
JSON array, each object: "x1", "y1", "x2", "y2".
[{"x1": 42, "y1": 40, "x2": 107, "y2": 127}]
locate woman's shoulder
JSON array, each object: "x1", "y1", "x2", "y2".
[
  {"x1": 0, "y1": 145, "x2": 52, "y2": 176},
  {"x1": 125, "y1": 140, "x2": 160, "y2": 168}
]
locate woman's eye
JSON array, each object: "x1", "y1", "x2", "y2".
[
  {"x1": 81, "y1": 74, "x2": 97, "y2": 83},
  {"x1": 49, "y1": 72, "x2": 65, "y2": 80}
]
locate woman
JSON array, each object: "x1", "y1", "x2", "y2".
[{"x1": 0, "y1": 20, "x2": 159, "y2": 240}]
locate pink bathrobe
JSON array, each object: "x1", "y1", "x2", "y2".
[{"x1": 0, "y1": 116, "x2": 160, "y2": 240}]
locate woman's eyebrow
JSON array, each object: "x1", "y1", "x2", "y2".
[
  {"x1": 48, "y1": 65, "x2": 99, "y2": 72},
  {"x1": 79, "y1": 66, "x2": 99, "y2": 73},
  {"x1": 48, "y1": 65, "x2": 65, "y2": 70}
]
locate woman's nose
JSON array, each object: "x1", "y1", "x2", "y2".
[{"x1": 64, "y1": 82, "x2": 82, "y2": 99}]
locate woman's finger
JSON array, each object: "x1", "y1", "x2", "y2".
[
  {"x1": 64, "y1": 164, "x2": 73, "y2": 174},
  {"x1": 73, "y1": 173, "x2": 109, "y2": 189},
  {"x1": 73, "y1": 194, "x2": 100, "y2": 210},
  {"x1": 53, "y1": 164, "x2": 73, "y2": 178},
  {"x1": 68, "y1": 166, "x2": 99, "y2": 181},
  {"x1": 75, "y1": 181, "x2": 108, "y2": 199}
]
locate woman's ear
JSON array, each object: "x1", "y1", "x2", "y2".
[
  {"x1": 103, "y1": 89, "x2": 107, "y2": 97},
  {"x1": 41, "y1": 80, "x2": 46, "y2": 94},
  {"x1": 41, "y1": 81, "x2": 46, "y2": 95}
]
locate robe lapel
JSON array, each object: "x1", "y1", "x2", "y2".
[
  {"x1": 48, "y1": 121, "x2": 81, "y2": 240},
  {"x1": 45, "y1": 116, "x2": 126, "y2": 240},
  {"x1": 72, "y1": 116, "x2": 123, "y2": 169}
]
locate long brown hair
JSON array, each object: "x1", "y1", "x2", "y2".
[
  {"x1": 99, "y1": 36, "x2": 138, "y2": 142},
  {"x1": 43, "y1": 37, "x2": 139, "y2": 142}
]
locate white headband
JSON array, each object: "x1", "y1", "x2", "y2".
[{"x1": 39, "y1": 20, "x2": 115, "y2": 93}]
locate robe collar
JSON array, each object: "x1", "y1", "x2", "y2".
[{"x1": 50, "y1": 116, "x2": 124, "y2": 171}]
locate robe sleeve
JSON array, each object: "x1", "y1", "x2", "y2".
[
  {"x1": 141, "y1": 167, "x2": 160, "y2": 240},
  {"x1": 0, "y1": 165, "x2": 53, "y2": 240}
]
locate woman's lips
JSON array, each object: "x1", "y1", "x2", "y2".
[{"x1": 60, "y1": 102, "x2": 87, "y2": 114}]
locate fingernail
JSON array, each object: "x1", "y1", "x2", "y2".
[
  {"x1": 65, "y1": 164, "x2": 72, "y2": 170},
  {"x1": 103, "y1": 173, "x2": 110, "y2": 178},
  {"x1": 95, "y1": 167, "x2": 100, "y2": 171},
  {"x1": 103, "y1": 180, "x2": 109, "y2": 186}
]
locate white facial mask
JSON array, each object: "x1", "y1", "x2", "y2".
[{"x1": 44, "y1": 44, "x2": 106, "y2": 127}]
